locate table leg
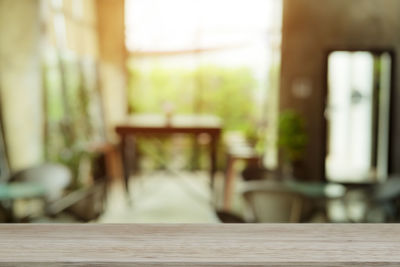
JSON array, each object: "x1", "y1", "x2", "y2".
[
  {"x1": 120, "y1": 135, "x2": 137, "y2": 200},
  {"x1": 224, "y1": 156, "x2": 236, "y2": 211},
  {"x1": 120, "y1": 136, "x2": 129, "y2": 196},
  {"x1": 190, "y1": 134, "x2": 200, "y2": 171},
  {"x1": 209, "y1": 133, "x2": 219, "y2": 189}
]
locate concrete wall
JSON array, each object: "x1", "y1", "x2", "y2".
[
  {"x1": 0, "y1": 0, "x2": 43, "y2": 171},
  {"x1": 280, "y1": 0, "x2": 400, "y2": 180}
]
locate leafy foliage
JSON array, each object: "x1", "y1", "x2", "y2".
[
  {"x1": 43, "y1": 54, "x2": 105, "y2": 188},
  {"x1": 128, "y1": 64, "x2": 258, "y2": 133},
  {"x1": 278, "y1": 110, "x2": 307, "y2": 163}
]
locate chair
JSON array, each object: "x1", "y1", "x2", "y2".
[
  {"x1": 10, "y1": 163, "x2": 71, "y2": 201},
  {"x1": 1, "y1": 163, "x2": 71, "y2": 221},
  {"x1": 241, "y1": 180, "x2": 305, "y2": 223},
  {"x1": 343, "y1": 176, "x2": 400, "y2": 222}
]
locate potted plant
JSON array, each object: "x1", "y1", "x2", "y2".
[{"x1": 277, "y1": 110, "x2": 307, "y2": 179}]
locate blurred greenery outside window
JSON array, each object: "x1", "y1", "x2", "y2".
[
  {"x1": 125, "y1": 0, "x2": 283, "y2": 169},
  {"x1": 128, "y1": 63, "x2": 259, "y2": 134},
  {"x1": 126, "y1": 57, "x2": 280, "y2": 170}
]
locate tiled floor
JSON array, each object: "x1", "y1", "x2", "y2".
[{"x1": 97, "y1": 171, "x2": 232, "y2": 223}]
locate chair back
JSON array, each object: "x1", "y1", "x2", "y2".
[
  {"x1": 243, "y1": 181, "x2": 304, "y2": 223},
  {"x1": 11, "y1": 163, "x2": 71, "y2": 201}
]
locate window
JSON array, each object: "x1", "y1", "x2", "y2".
[{"x1": 125, "y1": 0, "x2": 282, "y2": 167}]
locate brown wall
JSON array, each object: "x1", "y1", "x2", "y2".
[{"x1": 280, "y1": 0, "x2": 400, "y2": 180}]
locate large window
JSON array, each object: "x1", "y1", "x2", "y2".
[
  {"x1": 41, "y1": 0, "x2": 105, "y2": 180},
  {"x1": 125, "y1": 0, "x2": 282, "y2": 166}
]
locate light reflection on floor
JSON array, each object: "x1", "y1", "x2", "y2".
[{"x1": 97, "y1": 171, "x2": 224, "y2": 223}]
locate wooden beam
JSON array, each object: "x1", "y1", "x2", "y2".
[
  {"x1": 96, "y1": 0, "x2": 126, "y2": 67},
  {"x1": 0, "y1": 224, "x2": 399, "y2": 266}
]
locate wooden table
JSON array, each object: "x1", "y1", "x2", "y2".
[
  {"x1": 1, "y1": 224, "x2": 399, "y2": 266},
  {"x1": 116, "y1": 114, "x2": 222, "y2": 194}
]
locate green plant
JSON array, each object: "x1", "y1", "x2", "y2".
[{"x1": 277, "y1": 110, "x2": 307, "y2": 163}]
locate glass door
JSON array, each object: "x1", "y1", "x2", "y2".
[{"x1": 325, "y1": 51, "x2": 392, "y2": 183}]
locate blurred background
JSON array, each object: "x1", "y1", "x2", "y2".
[{"x1": 1, "y1": 0, "x2": 400, "y2": 223}]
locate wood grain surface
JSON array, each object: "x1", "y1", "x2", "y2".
[{"x1": 0, "y1": 224, "x2": 399, "y2": 266}]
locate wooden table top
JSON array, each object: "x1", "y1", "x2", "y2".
[
  {"x1": 0, "y1": 224, "x2": 399, "y2": 266},
  {"x1": 116, "y1": 114, "x2": 222, "y2": 134}
]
